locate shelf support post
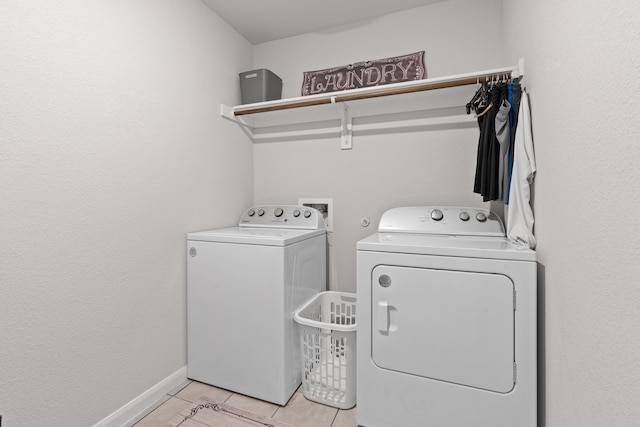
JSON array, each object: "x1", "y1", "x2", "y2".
[{"x1": 333, "y1": 97, "x2": 352, "y2": 150}]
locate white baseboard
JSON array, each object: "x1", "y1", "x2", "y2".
[{"x1": 92, "y1": 366, "x2": 188, "y2": 427}]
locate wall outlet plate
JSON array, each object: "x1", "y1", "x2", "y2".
[{"x1": 298, "y1": 198, "x2": 333, "y2": 232}]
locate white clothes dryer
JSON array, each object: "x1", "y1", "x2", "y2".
[
  {"x1": 187, "y1": 205, "x2": 326, "y2": 405},
  {"x1": 356, "y1": 206, "x2": 537, "y2": 427}
]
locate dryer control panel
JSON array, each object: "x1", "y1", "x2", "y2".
[
  {"x1": 239, "y1": 205, "x2": 325, "y2": 230},
  {"x1": 378, "y1": 206, "x2": 504, "y2": 237}
]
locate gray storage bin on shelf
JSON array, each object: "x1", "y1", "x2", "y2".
[{"x1": 239, "y1": 69, "x2": 283, "y2": 104}]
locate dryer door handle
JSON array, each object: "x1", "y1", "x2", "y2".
[{"x1": 376, "y1": 301, "x2": 389, "y2": 334}]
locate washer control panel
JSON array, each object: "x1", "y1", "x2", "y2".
[
  {"x1": 378, "y1": 206, "x2": 504, "y2": 237},
  {"x1": 239, "y1": 205, "x2": 325, "y2": 230}
]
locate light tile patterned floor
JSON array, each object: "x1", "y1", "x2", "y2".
[{"x1": 130, "y1": 380, "x2": 358, "y2": 427}]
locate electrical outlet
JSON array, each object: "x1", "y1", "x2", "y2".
[{"x1": 299, "y1": 198, "x2": 333, "y2": 232}]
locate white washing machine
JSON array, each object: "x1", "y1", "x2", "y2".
[
  {"x1": 356, "y1": 206, "x2": 537, "y2": 427},
  {"x1": 187, "y1": 205, "x2": 326, "y2": 405}
]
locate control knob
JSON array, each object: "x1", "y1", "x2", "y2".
[
  {"x1": 459, "y1": 211, "x2": 470, "y2": 221},
  {"x1": 274, "y1": 207, "x2": 284, "y2": 217},
  {"x1": 247, "y1": 209, "x2": 255, "y2": 217},
  {"x1": 431, "y1": 209, "x2": 444, "y2": 221},
  {"x1": 303, "y1": 210, "x2": 312, "y2": 218},
  {"x1": 257, "y1": 209, "x2": 265, "y2": 217},
  {"x1": 293, "y1": 209, "x2": 301, "y2": 217},
  {"x1": 476, "y1": 212, "x2": 487, "y2": 222}
]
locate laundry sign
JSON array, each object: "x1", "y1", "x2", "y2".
[{"x1": 301, "y1": 51, "x2": 426, "y2": 96}]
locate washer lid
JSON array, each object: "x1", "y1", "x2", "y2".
[
  {"x1": 187, "y1": 227, "x2": 325, "y2": 246},
  {"x1": 357, "y1": 232, "x2": 536, "y2": 262}
]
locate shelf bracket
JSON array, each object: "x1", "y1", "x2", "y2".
[
  {"x1": 220, "y1": 104, "x2": 255, "y2": 140},
  {"x1": 332, "y1": 96, "x2": 352, "y2": 150}
]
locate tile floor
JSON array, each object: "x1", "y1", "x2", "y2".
[{"x1": 130, "y1": 380, "x2": 358, "y2": 427}]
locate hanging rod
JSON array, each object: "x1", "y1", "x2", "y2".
[{"x1": 231, "y1": 60, "x2": 524, "y2": 117}]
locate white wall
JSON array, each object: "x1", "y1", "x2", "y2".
[
  {"x1": 502, "y1": 0, "x2": 640, "y2": 426},
  {"x1": 0, "y1": 1, "x2": 252, "y2": 425},
  {"x1": 3, "y1": 1, "x2": 637, "y2": 426},
  {"x1": 252, "y1": 0, "x2": 505, "y2": 291}
]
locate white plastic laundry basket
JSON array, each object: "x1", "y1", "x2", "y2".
[{"x1": 294, "y1": 291, "x2": 357, "y2": 409}]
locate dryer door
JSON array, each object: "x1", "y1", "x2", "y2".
[{"x1": 372, "y1": 265, "x2": 515, "y2": 393}]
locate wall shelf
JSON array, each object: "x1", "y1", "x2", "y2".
[{"x1": 221, "y1": 59, "x2": 524, "y2": 149}]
